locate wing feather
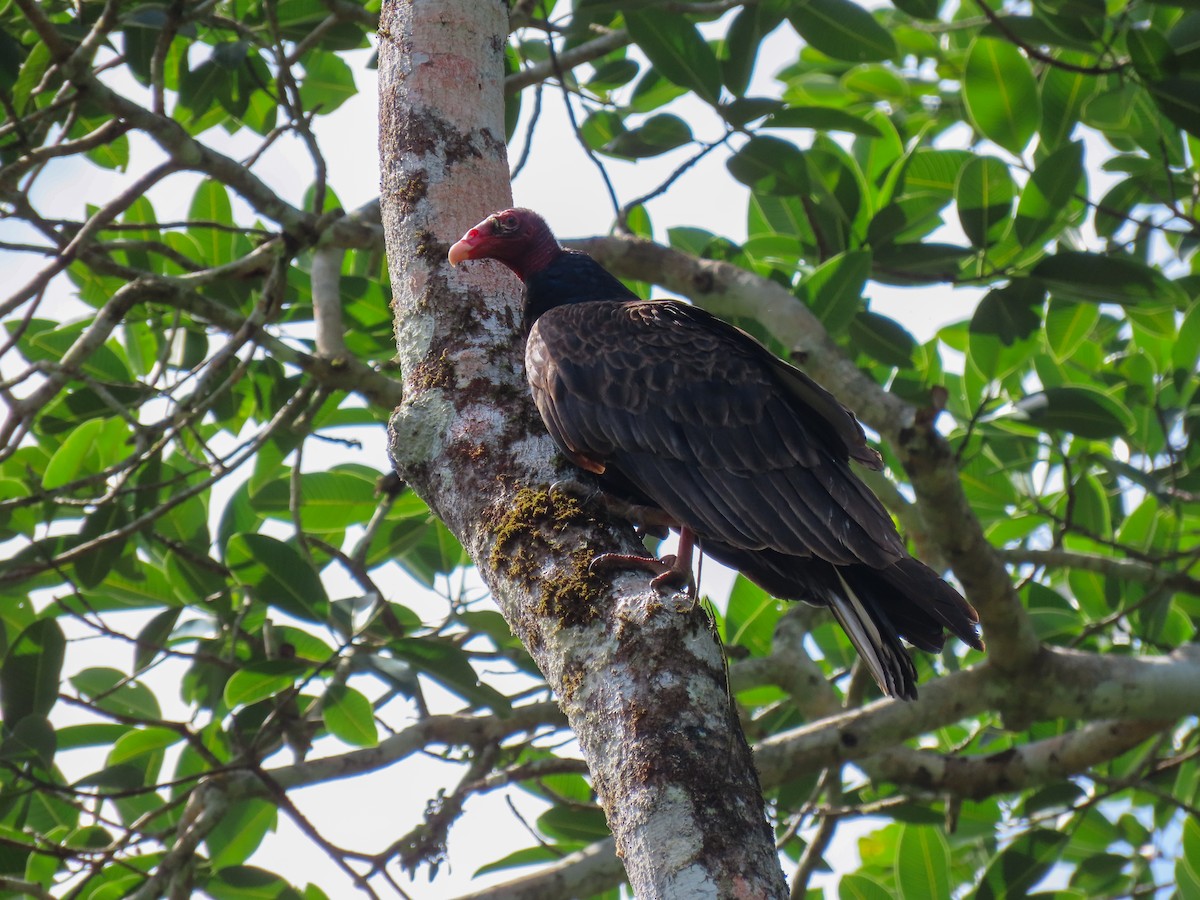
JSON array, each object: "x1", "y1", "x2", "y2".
[{"x1": 527, "y1": 300, "x2": 903, "y2": 568}]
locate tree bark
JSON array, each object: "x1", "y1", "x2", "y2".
[{"x1": 376, "y1": 1, "x2": 788, "y2": 895}]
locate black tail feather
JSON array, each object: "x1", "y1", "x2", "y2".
[{"x1": 699, "y1": 540, "x2": 982, "y2": 700}]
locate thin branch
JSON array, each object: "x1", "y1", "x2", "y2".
[
  {"x1": 505, "y1": 30, "x2": 631, "y2": 95},
  {"x1": 311, "y1": 244, "x2": 348, "y2": 357},
  {"x1": 268, "y1": 703, "x2": 565, "y2": 790},
  {"x1": 999, "y1": 547, "x2": 1200, "y2": 597},
  {"x1": 873, "y1": 718, "x2": 1171, "y2": 800}
]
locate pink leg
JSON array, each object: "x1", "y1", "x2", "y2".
[{"x1": 590, "y1": 526, "x2": 697, "y2": 595}]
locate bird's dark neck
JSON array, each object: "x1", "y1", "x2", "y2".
[{"x1": 523, "y1": 249, "x2": 639, "y2": 329}]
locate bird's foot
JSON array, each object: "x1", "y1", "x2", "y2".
[
  {"x1": 548, "y1": 481, "x2": 673, "y2": 540},
  {"x1": 589, "y1": 551, "x2": 695, "y2": 596}
]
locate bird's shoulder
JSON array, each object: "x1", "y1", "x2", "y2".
[
  {"x1": 532, "y1": 299, "x2": 768, "y2": 380},
  {"x1": 529, "y1": 298, "x2": 882, "y2": 469}
]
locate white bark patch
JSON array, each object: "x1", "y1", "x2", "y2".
[
  {"x1": 388, "y1": 393, "x2": 453, "y2": 473},
  {"x1": 664, "y1": 863, "x2": 720, "y2": 898}
]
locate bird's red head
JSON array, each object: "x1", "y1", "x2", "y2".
[{"x1": 447, "y1": 208, "x2": 560, "y2": 282}]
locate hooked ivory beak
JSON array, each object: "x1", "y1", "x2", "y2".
[{"x1": 447, "y1": 229, "x2": 482, "y2": 266}]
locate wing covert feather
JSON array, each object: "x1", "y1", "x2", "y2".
[{"x1": 526, "y1": 299, "x2": 903, "y2": 567}]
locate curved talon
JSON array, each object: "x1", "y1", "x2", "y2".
[
  {"x1": 634, "y1": 522, "x2": 671, "y2": 542},
  {"x1": 589, "y1": 551, "x2": 694, "y2": 596},
  {"x1": 548, "y1": 480, "x2": 679, "y2": 535},
  {"x1": 548, "y1": 479, "x2": 599, "y2": 504},
  {"x1": 588, "y1": 551, "x2": 665, "y2": 576}
]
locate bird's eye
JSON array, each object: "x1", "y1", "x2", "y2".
[{"x1": 498, "y1": 214, "x2": 517, "y2": 231}]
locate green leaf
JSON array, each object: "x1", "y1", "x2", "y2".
[
  {"x1": 788, "y1": 0, "x2": 897, "y2": 62},
  {"x1": 902, "y1": 149, "x2": 971, "y2": 198},
  {"x1": 765, "y1": 106, "x2": 882, "y2": 136},
  {"x1": 580, "y1": 109, "x2": 624, "y2": 152},
  {"x1": 721, "y1": 3, "x2": 784, "y2": 96},
  {"x1": 164, "y1": 551, "x2": 227, "y2": 605},
  {"x1": 225, "y1": 533, "x2": 330, "y2": 623},
  {"x1": 1044, "y1": 297, "x2": 1100, "y2": 361},
  {"x1": 251, "y1": 469, "x2": 380, "y2": 532},
  {"x1": 322, "y1": 685, "x2": 378, "y2": 747},
  {"x1": 625, "y1": 10, "x2": 722, "y2": 105},
  {"x1": 1179, "y1": 816, "x2": 1200, "y2": 900},
  {"x1": 964, "y1": 37, "x2": 1040, "y2": 155},
  {"x1": 0, "y1": 715, "x2": 56, "y2": 768},
  {"x1": 1128, "y1": 26, "x2": 1176, "y2": 82},
  {"x1": 537, "y1": 805, "x2": 610, "y2": 842},
  {"x1": 1039, "y1": 64, "x2": 1099, "y2": 149},
  {"x1": 0, "y1": 27, "x2": 24, "y2": 91},
  {"x1": 629, "y1": 65, "x2": 690, "y2": 113},
  {"x1": 204, "y1": 865, "x2": 302, "y2": 900},
  {"x1": 298, "y1": 50, "x2": 356, "y2": 114},
  {"x1": 1033, "y1": 252, "x2": 1189, "y2": 307},
  {"x1": 177, "y1": 58, "x2": 224, "y2": 122},
  {"x1": 1174, "y1": 301, "x2": 1200, "y2": 373},
  {"x1": 392, "y1": 638, "x2": 510, "y2": 713},
  {"x1": 1010, "y1": 386, "x2": 1134, "y2": 439},
  {"x1": 222, "y1": 660, "x2": 308, "y2": 709},
  {"x1": 476, "y1": 845, "x2": 579, "y2": 878},
  {"x1": 850, "y1": 311, "x2": 916, "y2": 367},
  {"x1": 720, "y1": 96, "x2": 784, "y2": 127},
  {"x1": 188, "y1": 180, "x2": 236, "y2": 266},
  {"x1": 727, "y1": 136, "x2": 810, "y2": 195},
  {"x1": 276, "y1": 0, "x2": 337, "y2": 32},
  {"x1": 839, "y1": 872, "x2": 895, "y2": 900},
  {"x1": 107, "y1": 727, "x2": 181, "y2": 767},
  {"x1": 974, "y1": 828, "x2": 1069, "y2": 899},
  {"x1": 1069, "y1": 568, "x2": 1110, "y2": 621},
  {"x1": 1148, "y1": 75, "x2": 1200, "y2": 139},
  {"x1": 13, "y1": 42, "x2": 54, "y2": 114},
  {"x1": 74, "y1": 500, "x2": 131, "y2": 590},
  {"x1": 1017, "y1": 140, "x2": 1084, "y2": 244},
  {"x1": 967, "y1": 326, "x2": 1031, "y2": 383},
  {"x1": 842, "y1": 64, "x2": 910, "y2": 100},
  {"x1": 586, "y1": 58, "x2": 639, "y2": 95},
  {"x1": 896, "y1": 825, "x2": 951, "y2": 900},
  {"x1": 1014, "y1": 140, "x2": 1085, "y2": 244},
  {"x1": 871, "y1": 243, "x2": 973, "y2": 284},
  {"x1": 70, "y1": 668, "x2": 161, "y2": 720},
  {"x1": 970, "y1": 279, "x2": 1045, "y2": 345},
  {"x1": 1070, "y1": 472, "x2": 1111, "y2": 537},
  {"x1": 956, "y1": 155, "x2": 1016, "y2": 246},
  {"x1": 724, "y1": 576, "x2": 782, "y2": 656},
  {"x1": 205, "y1": 800, "x2": 278, "y2": 870},
  {"x1": 86, "y1": 131, "x2": 130, "y2": 171},
  {"x1": 0, "y1": 619, "x2": 66, "y2": 725},
  {"x1": 42, "y1": 418, "x2": 106, "y2": 490},
  {"x1": 804, "y1": 249, "x2": 872, "y2": 335},
  {"x1": 891, "y1": 0, "x2": 940, "y2": 20},
  {"x1": 382, "y1": 516, "x2": 470, "y2": 586},
  {"x1": 1024, "y1": 583, "x2": 1080, "y2": 642},
  {"x1": 85, "y1": 565, "x2": 182, "y2": 611},
  {"x1": 134, "y1": 608, "x2": 183, "y2": 673},
  {"x1": 603, "y1": 114, "x2": 692, "y2": 159},
  {"x1": 1093, "y1": 179, "x2": 1140, "y2": 242}
]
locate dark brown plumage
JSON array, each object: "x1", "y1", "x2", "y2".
[{"x1": 449, "y1": 208, "x2": 983, "y2": 699}]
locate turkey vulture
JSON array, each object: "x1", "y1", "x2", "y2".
[{"x1": 448, "y1": 208, "x2": 983, "y2": 699}]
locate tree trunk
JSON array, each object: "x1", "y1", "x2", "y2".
[{"x1": 376, "y1": 0, "x2": 788, "y2": 895}]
